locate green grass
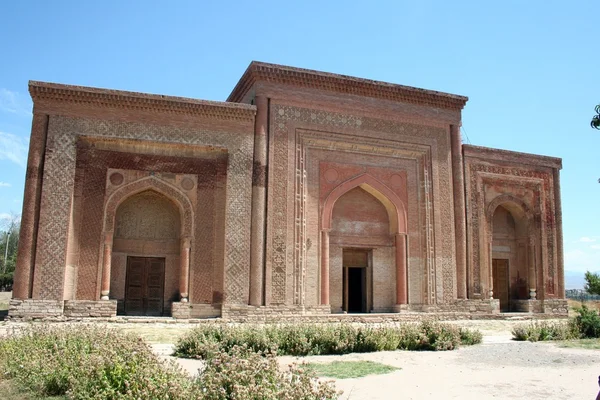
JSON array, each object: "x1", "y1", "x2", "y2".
[
  {"x1": 305, "y1": 361, "x2": 399, "y2": 379},
  {"x1": 558, "y1": 338, "x2": 600, "y2": 350}
]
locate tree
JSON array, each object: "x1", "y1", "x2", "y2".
[
  {"x1": 584, "y1": 271, "x2": 600, "y2": 296},
  {"x1": 592, "y1": 104, "x2": 600, "y2": 129},
  {"x1": 0, "y1": 213, "x2": 20, "y2": 274}
]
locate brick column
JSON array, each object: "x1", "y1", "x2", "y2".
[
  {"x1": 395, "y1": 233, "x2": 408, "y2": 305},
  {"x1": 249, "y1": 96, "x2": 268, "y2": 306},
  {"x1": 12, "y1": 113, "x2": 48, "y2": 299},
  {"x1": 320, "y1": 229, "x2": 330, "y2": 305},
  {"x1": 528, "y1": 237, "x2": 537, "y2": 300},
  {"x1": 553, "y1": 168, "x2": 564, "y2": 297},
  {"x1": 100, "y1": 233, "x2": 112, "y2": 300},
  {"x1": 488, "y1": 235, "x2": 494, "y2": 299},
  {"x1": 450, "y1": 124, "x2": 467, "y2": 299},
  {"x1": 180, "y1": 237, "x2": 191, "y2": 302}
]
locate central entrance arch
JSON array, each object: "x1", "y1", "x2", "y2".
[{"x1": 320, "y1": 174, "x2": 408, "y2": 312}]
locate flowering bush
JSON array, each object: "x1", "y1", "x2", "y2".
[
  {"x1": 0, "y1": 324, "x2": 340, "y2": 400},
  {"x1": 197, "y1": 345, "x2": 339, "y2": 400},
  {"x1": 174, "y1": 321, "x2": 483, "y2": 359},
  {"x1": 512, "y1": 306, "x2": 600, "y2": 342},
  {"x1": 0, "y1": 324, "x2": 196, "y2": 399}
]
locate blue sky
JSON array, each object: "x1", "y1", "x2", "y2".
[{"x1": 0, "y1": 1, "x2": 598, "y2": 287}]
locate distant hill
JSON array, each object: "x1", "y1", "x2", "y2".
[{"x1": 565, "y1": 270, "x2": 600, "y2": 290}]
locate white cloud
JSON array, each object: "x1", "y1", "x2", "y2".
[
  {"x1": 0, "y1": 213, "x2": 10, "y2": 221},
  {"x1": 0, "y1": 131, "x2": 28, "y2": 167},
  {"x1": 0, "y1": 88, "x2": 32, "y2": 116},
  {"x1": 0, "y1": 182, "x2": 10, "y2": 187},
  {"x1": 579, "y1": 237, "x2": 596, "y2": 243},
  {"x1": 591, "y1": 244, "x2": 600, "y2": 250}
]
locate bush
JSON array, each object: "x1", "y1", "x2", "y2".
[
  {"x1": 198, "y1": 345, "x2": 339, "y2": 400},
  {"x1": 573, "y1": 305, "x2": 600, "y2": 338},
  {"x1": 512, "y1": 306, "x2": 600, "y2": 342},
  {"x1": 0, "y1": 325, "x2": 341, "y2": 400},
  {"x1": 0, "y1": 324, "x2": 196, "y2": 399},
  {"x1": 511, "y1": 320, "x2": 576, "y2": 342},
  {"x1": 459, "y1": 327, "x2": 484, "y2": 345},
  {"x1": 174, "y1": 321, "x2": 483, "y2": 359},
  {"x1": 0, "y1": 272, "x2": 13, "y2": 291}
]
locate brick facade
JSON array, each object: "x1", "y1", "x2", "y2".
[{"x1": 10, "y1": 62, "x2": 566, "y2": 319}]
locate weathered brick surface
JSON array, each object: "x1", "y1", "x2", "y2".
[
  {"x1": 221, "y1": 304, "x2": 331, "y2": 321},
  {"x1": 13, "y1": 63, "x2": 565, "y2": 320},
  {"x1": 8, "y1": 299, "x2": 64, "y2": 318},
  {"x1": 542, "y1": 299, "x2": 568, "y2": 315},
  {"x1": 64, "y1": 300, "x2": 117, "y2": 318},
  {"x1": 513, "y1": 300, "x2": 543, "y2": 313},
  {"x1": 171, "y1": 302, "x2": 222, "y2": 319}
]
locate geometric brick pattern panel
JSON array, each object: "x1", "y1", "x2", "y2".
[
  {"x1": 37, "y1": 115, "x2": 253, "y2": 304},
  {"x1": 269, "y1": 104, "x2": 455, "y2": 305},
  {"x1": 32, "y1": 117, "x2": 77, "y2": 300},
  {"x1": 466, "y1": 161, "x2": 556, "y2": 298}
]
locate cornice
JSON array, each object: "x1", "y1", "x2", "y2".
[
  {"x1": 463, "y1": 144, "x2": 562, "y2": 169},
  {"x1": 29, "y1": 81, "x2": 256, "y2": 122},
  {"x1": 227, "y1": 61, "x2": 468, "y2": 110}
]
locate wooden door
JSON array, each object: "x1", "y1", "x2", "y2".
[
  {"x1": 492, "y1": 259, "x2": 509, "y2": 312},
  {"x1": 125, "y1": 257, "x2": 165, "y2": 316}
]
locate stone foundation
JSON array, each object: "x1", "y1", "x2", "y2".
[
  {"x1": 7, "y1": 298, "x2": 568, "y2": 321},
  {"x1": 419, "y1": 299, "x2": 500, "y2": 314},
  {"x1": 512, "y1": 300, "x2": 543, "y2": 313},
  {"x1": 64, "y1": 300, "x2": 117, "y2": 318},
  {"x1": 8, "y1": 299, "x2": 64, "y2": 319},
  {"x1": 221, "y1": 304, "x2": 331, "y2": 320},
  {"x1": 542, "y1": 299, "x2": 569, "y2": 315},
  {"x1": 171, "y1": 302, "x2": 222, "y2": 319}
]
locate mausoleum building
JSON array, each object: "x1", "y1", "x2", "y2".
[{"x1": 9, "y1": 62, "x2": 567, "y2": 319}]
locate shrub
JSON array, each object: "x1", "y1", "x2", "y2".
[
  {"x1": 573, "y1": 305, "x2": 600, "y2": 338},
  {"x1": 511, "y1": 321, "x2": 577, "y2": 342},
  {"x1": 0, "y1": 272, "x2": 13, "y2": 291},
  {"x1": 0, "y1": 324, "x2": 196, "y2": 399},
  {"x1": 0, "y1": 325, "x2": 341, "y2": 400},
  {"x1": 174, "y1": 321, "x2": 483, "y2": 359},
  {"x1": 459, "y1": 327, "x2": 484, "y2": 345},
  {"x1": 512, "y1": 307, "x2": 600, "y2": 342},
  {"x1": 197, "y1": 345, "x2": 339, "y2": 400}
]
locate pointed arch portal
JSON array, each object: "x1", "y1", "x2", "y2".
[
  {"x1": 486, "y1": 194, "x2": 536, "y2": 311},
  {"x1": 320, "y1": 174, "x2": 408, "y2": 308},
  {"x1": 99, "y1": 177, "x2": 194, "y2": 310}
]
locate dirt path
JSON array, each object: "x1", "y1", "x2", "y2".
[
  {"x1": 276, "y1": 341, "x2": 600, "y2": 400},
  {"x1": 153, "y1": 332, "x2": 600, "y2": 400}
]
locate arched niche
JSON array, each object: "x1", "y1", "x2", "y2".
[
  {"x1": 486, "y1": 194, "x2": 536, "y2": 311},
  {"x1": 322, "y1": 173, "x2": 407, "y2": 234},
  {"x1": 320, "y1": 174, "x2": 408, "y2": 310},
  {"x1": 99, "y1": 176, "x2": 194, "y2": 315}
]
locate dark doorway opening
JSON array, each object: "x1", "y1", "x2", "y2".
[
  {"x1": 492, "y1": 258, "x2": 510, "y2": 312},
  {"x1": 347, "y1": 267, "x2": 366, "y2": 313},
  {"x1": 342, "y1": 249, "x2": 370, "y2": 313},
  {"x1": 125, "y1": 257, "x2": 165, "y2": 316}
]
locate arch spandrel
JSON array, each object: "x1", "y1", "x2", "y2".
[
  {"x1": 104, "y1": 176, "x2": 194, "y2": 238},
  {"x1": 486, "y1": 194, "x2": 534, "y2": 233}
]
